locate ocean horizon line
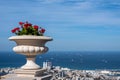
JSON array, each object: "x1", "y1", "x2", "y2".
[{"x1": 1, "y1": 50, "x2": 120, "y2": 53}]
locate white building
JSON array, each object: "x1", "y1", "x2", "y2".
[{"x1": 43, "y1": 61, "x2": 52, "y2": 69}]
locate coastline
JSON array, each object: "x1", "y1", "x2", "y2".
[{"x1": 1, "y1": 66, "x2": 120, "y2": 80}]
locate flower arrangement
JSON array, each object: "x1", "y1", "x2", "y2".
[{"x1": 11, "y1": 21, "x2": 45, "y2": 36}]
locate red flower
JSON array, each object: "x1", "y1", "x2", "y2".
[
  {"x1": 11, "y1": 21, "x2": 46, "y2": 36},
  {"x1": 28, "y1": 23, "x2": 32, "y2": 26},
  {"x1": 11, "y1": 27, "x2": 20, "y2": 33},
  {"x1": 15, "y1": 27, "x2": 20, "y2": 31},
  {"x1": 40, "y1": 28, "x2": 45, "y2": 33},
  {"x1": 34, "y1": 25, "x2": 39, "y2": 30},
  {"x1": 25, "y1": 21, "x2": 32, "y2": 26},
  {"x1": 11, "y1": 29, "x2": 16, "y2": 33},
  {"x1": 19, "y1": 22, "x2": 24, "y2": 25},
  {"x1": 23, "y1": 22, "x2": 32, "y2": 29},
  {"x1": 24, "y1": 23, "x2": 29, "y2": 29}
]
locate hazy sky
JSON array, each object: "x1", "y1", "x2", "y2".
[{"x1": 0, "y1": 0, "x2": 120, "y2": 51}]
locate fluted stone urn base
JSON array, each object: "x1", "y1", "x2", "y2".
[
  {"x1": 13, "y1": 45, "x2": 49, "y2": 69},
  {"x1": 21, "y1": 55, "x2": 40, "y2": 69},
  {"x1": 9, "y1": 36, "x2": 52, "y2": 77}
]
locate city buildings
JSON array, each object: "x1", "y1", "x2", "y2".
[{"x1": 1, "y1": 62, "x2": 120, "y2": 80}]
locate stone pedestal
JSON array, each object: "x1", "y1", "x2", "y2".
[
  {"x1": 14, "y1": 69, "x2": 45, "y2": 77},
  {"x1": 2, "y1": 73, "x2": 52, "y2": 80}
]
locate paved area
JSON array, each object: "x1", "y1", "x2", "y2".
[
  {"x1": 1, "y1": 73, "x2": 52, "y2": 80},
  {"x1": 1, "y1": 74, "x2": 36, "y2": 80}
]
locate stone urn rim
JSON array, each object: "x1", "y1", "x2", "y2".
[{"x1": 9, "y1": 35, "x2": 53, "y2": 41}]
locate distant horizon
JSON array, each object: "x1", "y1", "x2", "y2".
[
  {"x1": 1, "y1": 50, "x2": 120, "y2": 53},
  {"x1": 0, "y1": 0, "x2": 120, "y2": 52}
]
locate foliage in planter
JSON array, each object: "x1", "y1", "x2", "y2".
[{"x1": 11, "y1": 21, "x2": 45, "y2": 36}]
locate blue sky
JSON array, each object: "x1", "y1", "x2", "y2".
[{"x1": 0, "y1": 0, "x2": 120, "y2": 51}]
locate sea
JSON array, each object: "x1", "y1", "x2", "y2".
[{"x1": 0, "y1": 51, "x2": 120, "y2": 70}]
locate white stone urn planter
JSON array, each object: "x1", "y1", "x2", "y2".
[{"x1": 9, "y1": 35, "x2": 52, "y2": 70}]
